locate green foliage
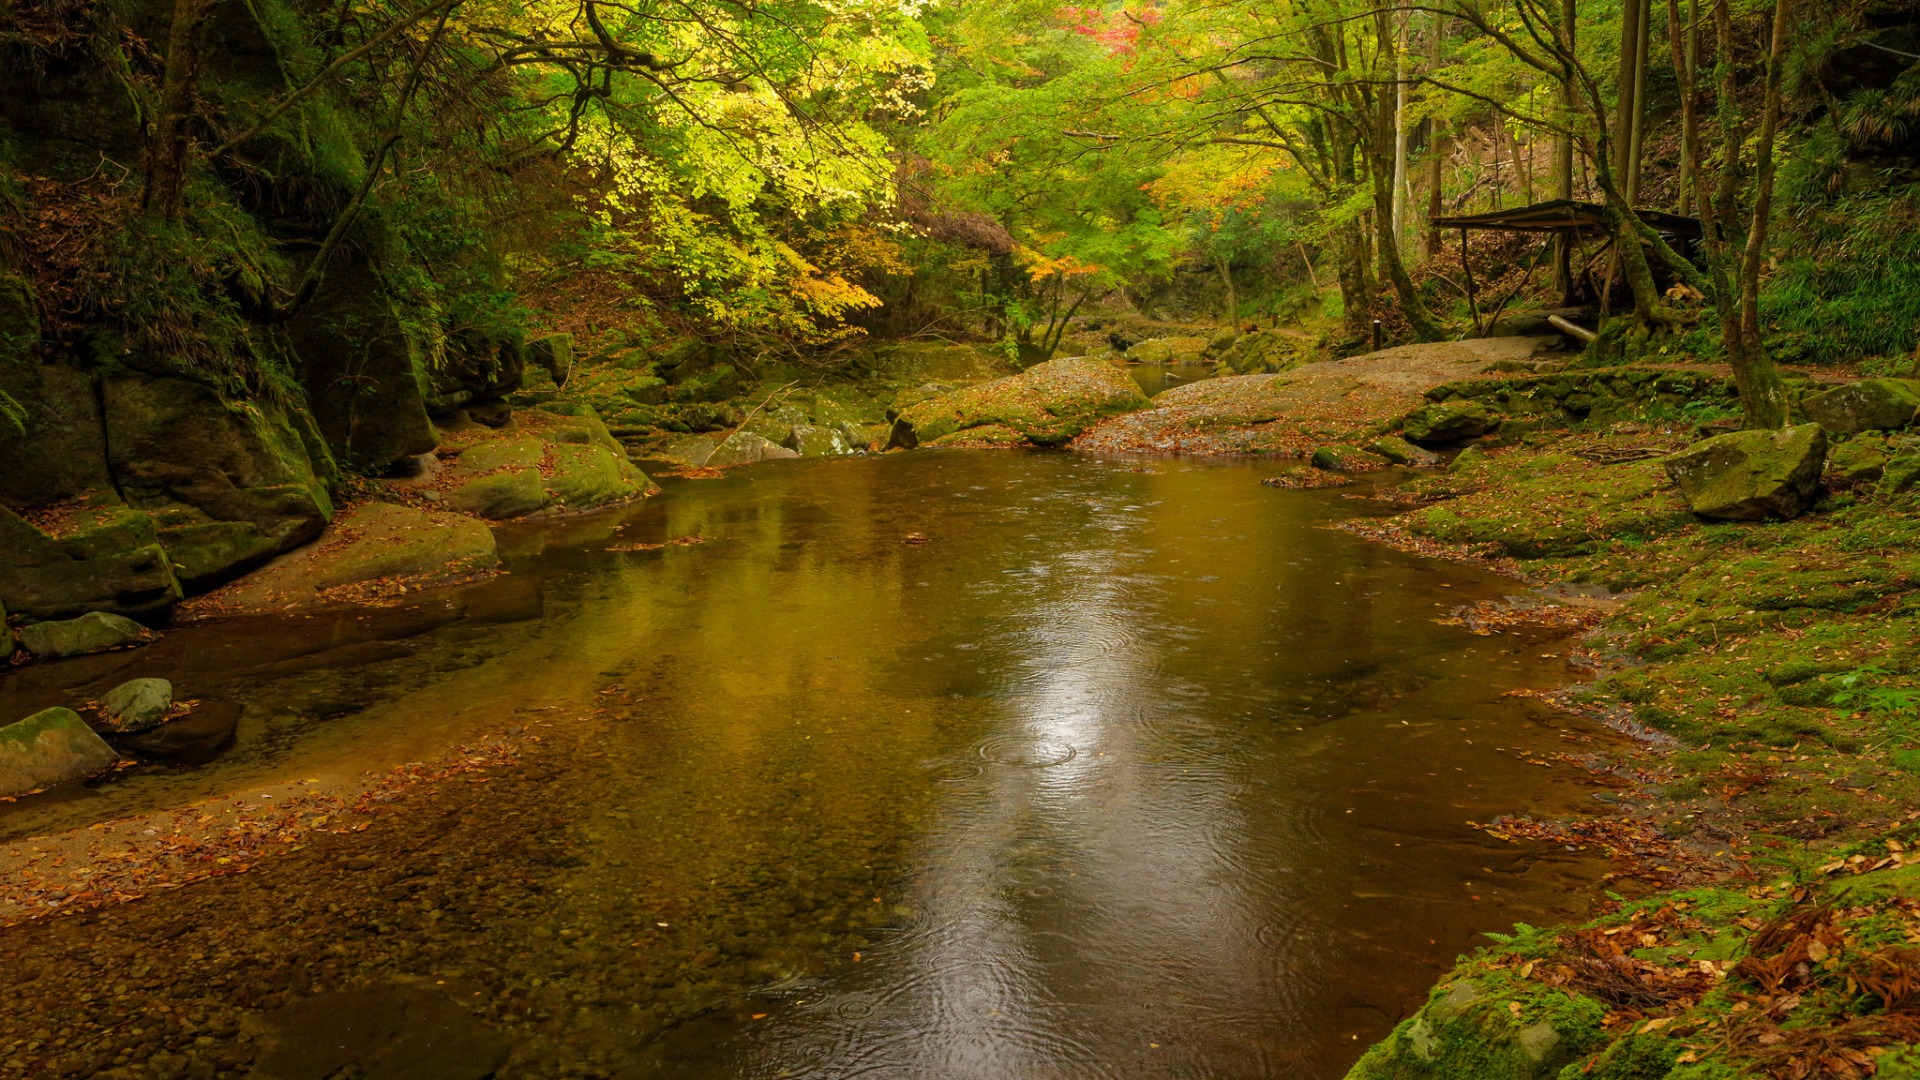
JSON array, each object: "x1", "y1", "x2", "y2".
[{"x1": 1761, "y1": 191, "x2": 1920, "y2": 367}]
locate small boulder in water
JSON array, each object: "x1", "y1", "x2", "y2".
[
  {"x1": 98, "y1": 677, "x2": 173, "y2": 732},
  {"x1": 18, "y1": 611, "x2": 153, "y2": 659},
  {"x1": 0, "y1": 707, "x2": 120, "y2": 797},
  {"x1": 1402, "y1": 401, "x2": 1500, "y2": 446}
]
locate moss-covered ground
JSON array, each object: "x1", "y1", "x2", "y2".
[{"x1": 1345, "y1": 415, "x2": 1920, "y2": 1079}]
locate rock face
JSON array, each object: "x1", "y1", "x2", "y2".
[
  {"x1": 17, "y1": 611, "x2": 154, "y2": 658},
  {"x1": 286, "y1": 257, "x2": 439, "y2": 472},
  {"x1": 1666, "y1": 424, "x2": 1828, "y2": 520},
  {"x1": 212, "y1": 503, "x2": 499, "y2": 611},
  {"x1": 1403, "y1": 400, "x2": 1501, "y2": 446},
  {"x1": 98, "y1": 678, "x2": 174, "y2": 733},
  {"x1": 0, "y1": 363, "x2": 114, "y2": 507},
  {"x1": 1214, "y1": 329, "x2": 1315, "y2": 376},
  {"x1": 1800, "y1": 378, "x2": 1920, "y2": 435},
  {"x1": 0, "y1": 707, "x2": 121, "y2": 797},
  {"x1": 891, "y1": 357, "x2": 1149, "y2": 448}
]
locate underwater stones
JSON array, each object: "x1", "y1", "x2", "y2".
[
  {"x1": 1666, "y1": 424, "x2": 1828, "y2": 521},
  {"x1": 1800, "y1": 378, "x2": 1920, "y2": 435},
  {"x1": 98, "y1": 677, "x2": 174, "y2": 733},
  {"x1": 17, "y1": 611, "x2": 154, "y2": 659},
  {"x1": 891, "y1": 357, "x2": 1148, "y2": 448},
  {"x1": 1403, "y1": 400, "x2": 1501, "y2": 446},
  {"x1": 117, "y1": 700, "x2": 240, "y2": 764},
  {"x1": 0, "y1": 707, "x2": 120, "y2": 797},
  {"x1": 1366, "y1": 435, "x2": 1441, "y2": 467},
  {"x1": 250, "y1": 985, "x2": 510, "y2": 1080}
]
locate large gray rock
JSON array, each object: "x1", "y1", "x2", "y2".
[
  {"x1": 1666, "y1": 424, "x2": 1828, "y2": 520},
  {"x1": 18, "y1": 611, "x2": 154, "y2": 658},
  {"x1": 98, "y1": 677, "x2": 174, "y2": 733},
  {"x1": 1403, "y1": 400, "x2": 1501, "y2": 446},
  {"x1": 1801, "y1": 378, "x2": 1920, "y2": 435},
  {"x1": 0, "y1": 707, "x2": 120, "y2": 796}
]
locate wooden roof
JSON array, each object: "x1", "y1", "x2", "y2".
[{"x1": 1430, "y1": 198, "x2": 1703, "y2": 239}]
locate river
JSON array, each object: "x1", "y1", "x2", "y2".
[{"x1": 0, "y1": 450, "x2": 1621, "y2": 1079}]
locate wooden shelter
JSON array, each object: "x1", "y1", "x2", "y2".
[{"x1": 1428, "y1": 199, "x2": 1704, "y2": 335}]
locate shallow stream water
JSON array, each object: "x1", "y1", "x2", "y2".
[{"x1": 0, "y1": 451, "x2": 1620, "y2": 1079}]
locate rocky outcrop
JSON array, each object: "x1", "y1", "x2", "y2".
[
  {"x1": 0, "y1": 707, "x2": 120, "y2": 797},
  {"x1": 436, "y1": 405, "x2": 651, "y2": 518},
  {"x1": 661, "y1": 432, "x2": 800, "y2": 468},
  {"x1": 1366, "y1": 435, "x2": 1442, "y2": 466},
  {"x1": 17, "y1": 611, "x2": 155, "y2": 658},
  {"x1": 1125, "y1": 336, "x2": 1210, "y2": 364},
  {"x1": 286, "y1": 257, "x2": 439, "y2": 473},
  {"x1": 1214, "y1": 329, "x2": 1317, "y2": 376},
  {"x1": 1666, "y1": 424, "x2": 1828, "y2": 520},
  {"x1": 1800, "y1": 378, "x2": 1920, "y2": 435},
  {"x1": 0, "y1": 503, "x2": 182, "y2": 620},
  {"x1": 890, "y1": 357, "x2": 1149, "y2": 448},
  {"x1": 0, "y1": 362, "x2": 114, "y2": 507},
  {"x1": 98, "y1": 677, "x2": 174, "y2": 732}
]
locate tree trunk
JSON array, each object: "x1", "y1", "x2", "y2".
[
  {"x1": 1552, "y1": 0, "x2": 1578, "y2": 299},
  {"x1": 1730, "y1": 0, "x2": 1792, "y2": 428},
  {"x1": 145, "y1": 0, "x2": 218, "y2": 222},
  {"x1": 1612, "y1": 0, "x2": 1643, "y2": 205},
  {"x1": 1217, "y1": 257, "x2": 1238, "y2": 327},
  {"x1": 1666, "y1": 0, "x2": 1701, "y2": 215},
  {"x1": 1626, "y1": 0, "x2": 1652, "y2": 203}
]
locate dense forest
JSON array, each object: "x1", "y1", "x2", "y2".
[{"x1": 7, "y1": 0, "x2": 1920, "y2": 1077}]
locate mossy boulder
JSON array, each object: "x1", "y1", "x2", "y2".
[
  {"x1": 1828, "y1": 433, "x2": 1894, "y2": 484},
  {"x1": 1345, "y1": 977, "x2": 1603, "y2": 1080},
  {"x1": 0, "y1": 707, "x2": 120, "y2": 797},
  {"x1": 547, "y1": 443, "x2": 647, "y2": 507},
  {"x1": 1882, "y1": 453, "x2": 1920, "y2": 495},
  {"x1": 1800, "y1": 378, "x2": 1920, "y2": 435},
  {"x1": 426, "y1": 332, "x2": 526, "y2": 414},
  {"x1": 446, "y1": 469, "x2": 547, "y2": 520},
  {"x1": 891, "y1": 357, "x2": 1149, "y2": 448},
  {"x1": 18, "y1": 611, "x2": 154, "y2": 658},
  {"x1": 1407, "y1": 455, "x2": 1692, "y2": 558},
  {"x1": 662, "y1": 432, "x2": 799, "y2": 467},
  {"x1": 1665, "y1": 424, "x2": 1827, "y2": 520},
  {"x1": 1403, "y1": 400, "x2": 1501, "y2": 446},
  {"x1": 1368, "y1": 435, "x2": 1441, "y2": 467},
  {"x1": 1312, "y1": 444, "x2": 1384, "y2": 472},
  {"x1": 212, "y1": 502, "x2": 498, "y2": 611},
  {"x1": 1214, "y1": 329, "x2": 1315, "y2": 376},
  {"x1": 1125, "y1": 336, "x2": 1211, "y2": 364},
  {"x1": 0, "y1": 505, "x2": 183, "y2": 620},
  {"x1": 102, "y1": 373, "x2": 334, "y2": 588},
  {"x1": 98, "y1": 677, "x2": 174, "y2": 733},
  {"x1": 528, "y1": 333, "x2": 573, "y2": 386}
]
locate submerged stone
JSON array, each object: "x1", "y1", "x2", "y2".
[
  {"x1": 251, "y1": 984, "x2": 510, "y2": 1080},
  {"x1": 1366, "y1": 435, "x2": 1441, "y2": 467},
  {"x1": 98, "y1": 677, "x2": 174, "y2": 732},
  {"x1": 118, "y1": 700, "x2": 241, "y2": 764},
  {"x1": 0, "y1": 707, "x2": 119, "y2": 796},
  {"x1": 1666, "y1": 424, "x2": 1827, "y2": 520},
  {"x1": 17, "y1": 611, "x2": 153, "y2": 658}
]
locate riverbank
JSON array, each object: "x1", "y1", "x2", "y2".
[{"x1": 1321, "y1": 414, "x2": 1920, "y2": 1077}]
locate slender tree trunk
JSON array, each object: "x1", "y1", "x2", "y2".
[
  {"x1": 1665, "y1": 0, "x2": 1701, "y2": 215},
  {"x1": 1612, "y1": 0, "x2": 1643, "y2": 204},
  {"x1": 1730, "y1": 0, "x2": 1792, "y2": 428},
  {"x1": 145, "y1": 0, "x2": 218, "y2": 221},
  {"x1": 1217, "y1": 257, "x2": 1238, "y2": 327},
  {"x1": 1626, "y1": 0, "x2": 1652, "y2": 203},
  {"x1": 1424, "y1": 16, "x2": 1447, "y2": 258},
  {"x1": 1391, "y1": 6, "x2": 1411, "y2": 246},
  {"x1": 1553, "y1": 0, "x2": 1577, "y2": 300}
]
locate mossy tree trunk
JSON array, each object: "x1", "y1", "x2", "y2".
[{"x1": 145, "y1": 0, "x2": 217, "y2": 222}]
